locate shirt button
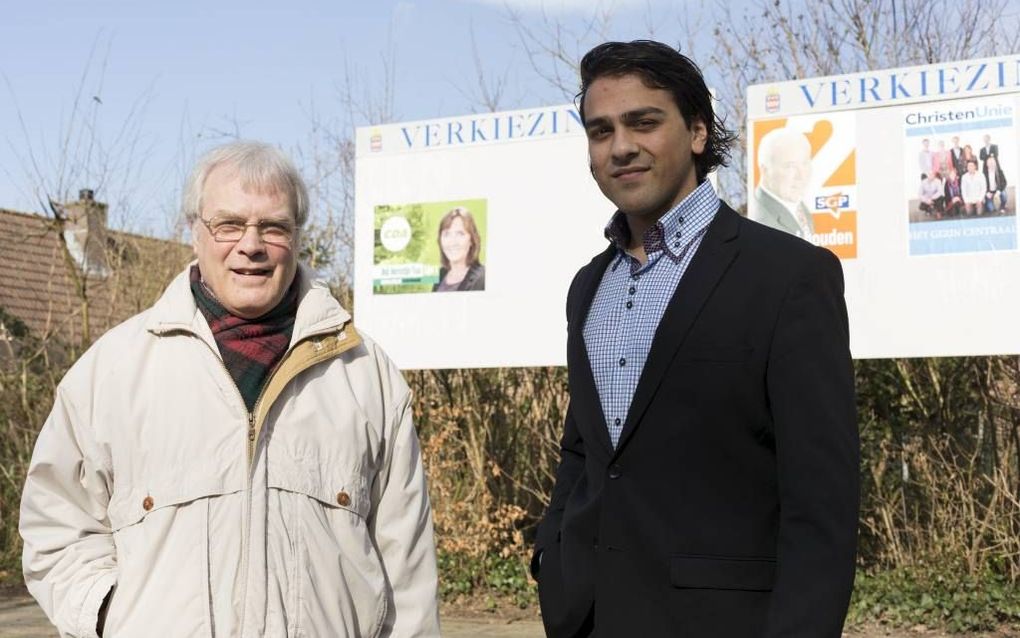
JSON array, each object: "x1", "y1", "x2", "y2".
[
  {"x1": 614, "y1": 418, "x2": 621, "y2": 426},
  {"x1": 678, "y1": 216, "x2": 685, "y2": 223},
  {"x1": 625, "y1": 300, "x2": 633, "y2": 309},
  {"x1": 618, "y1": 357, "x2": 626, "y2": 367},
  {"x1": 675, "y1": 231, "x2": 682, "y2": 238},
  {"x1": 628, "y1": 286, "x2": 636, "y2": 295},
  {"x1": 337, "y1": 491, "x2": 351, "y2": 507},
  {"x1": 142, "y1": 496, "x2": 154, "y2": 511}
]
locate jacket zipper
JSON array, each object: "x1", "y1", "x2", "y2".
[
  {"x1": 236, "y1": 350, "x2": 291, "y2": 638},
  {"x1": 235, "y1": 332, "x2": 357, "y2": 636},
  {"x1": 178, "y1": 326, "x2": 357, "y2": 637},
  {"x1": 188, "y1": 337, "x2": 258, "y2": 638},
  {"x1": 185, "y1": 333, "x2": 282, "y2": 638}
]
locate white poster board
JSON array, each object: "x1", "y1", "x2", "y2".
[
  {"x1": 747, "y1": 55, "x2": 1020, "y2": 358},
  {"x1": 354, "y1": 105, "x2": 613, "y2": 369}
]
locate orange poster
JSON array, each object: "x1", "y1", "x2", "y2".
[{"x1": 749, "y1": 113, "x2": 858, "y2": 260}]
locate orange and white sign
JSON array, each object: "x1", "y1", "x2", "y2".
[{"x1": 749, "y1": 113, "x2": 858, "y2": 259}]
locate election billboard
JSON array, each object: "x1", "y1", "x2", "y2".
[
  {"x1": 354, "y1": 104, "x2": 613, "y2": 369},
  {"x1": 748, "y1": 54, "x2": 1020, "y2": 358}
]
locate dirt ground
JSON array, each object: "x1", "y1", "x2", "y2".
[
  {"x1": 1, "y1": 582, "x2": 1017, "y2": 637},
  {"x1": 0, "y1": 582, "x2": 546, "y2": 638}
]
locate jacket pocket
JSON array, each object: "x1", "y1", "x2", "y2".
[
  {"x1": 107, "y1": 478, "x2": 242, "y2": 531},
  {"x1": 268, "y1": 462, "x2": 371, "y2": 520},
  {"x1": 669, "y1": 554, "x2": 776, "y2": 591},
  {"x1": 105, "y1": 491, "x2": 223, "y2": 637},
  {"x1": 270, "y1": 464, "x2": 387, "y2": 638}
]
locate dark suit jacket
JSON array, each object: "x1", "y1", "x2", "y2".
[
  {"x1": 950, "y1": 147, "x2": 964, "y2": 173},
  {"x1": 979, "y1": 144, "x2": 999, "y2": 165},
  {"x1": 984, "y1": 166, "x2": 1007, "y2": 192},
  {"x1": 533, "y1": 202, "x2": 858, "y2": 638}
]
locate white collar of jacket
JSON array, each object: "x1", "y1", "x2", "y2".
[{"x1": 144, "y1": 261, "x2": 350, "y2": 347}]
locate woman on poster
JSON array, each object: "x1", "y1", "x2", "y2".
[
  {"x1": 960, "y1": 145, "x2": 978, "y2": 175},
  {"x1": 432, "y1": 206, "x2": 486, "y2": 292},
  {"x1": 943, "y1": 167, "x2": 964, "y2": 217}
]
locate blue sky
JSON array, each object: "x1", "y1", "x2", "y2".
[
  {"x1": 3, "y1": 1, "x2": 1020, "y2": 235},
  {"x1": 0, "y1": 0, "x2": 699, "y2": 233}
]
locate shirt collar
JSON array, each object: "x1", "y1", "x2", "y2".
[{"x1": 604, "y1": 179, "x2": 720, "y2": 263}]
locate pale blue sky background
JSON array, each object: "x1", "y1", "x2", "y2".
[
  {"x1": 5, "y1": 1, "x2": 1017, "y2": 235},
  {"x1": 0, "y1": 0, "x2": 704, "y2": 233}
]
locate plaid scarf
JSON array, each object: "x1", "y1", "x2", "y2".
[{"x1": 190, "y1": 265, "x2": 297, "y2": 412}]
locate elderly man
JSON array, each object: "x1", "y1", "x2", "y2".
[
  {"x1": 20, "y1": 141, "x2": 440, "y2": 637},
  {"x1": 979, "y1": 134, "x2": 1000, "y2": 172},
  {"x1": 752, "y1": 127, "x2": 816, "y2": 238}
]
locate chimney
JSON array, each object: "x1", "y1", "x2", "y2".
[{"x1": 61, "y1": 189, "x2": 109, "y2": 276}]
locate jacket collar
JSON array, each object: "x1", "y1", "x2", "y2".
[
  {"x1": 145, "y1": 261, "x2": 351, "y2": 346},
  {"x1": 568, "y1": 203, "x2": 742, "y2": 457},
  {"x1": 613, "y1": 202, "x2": 741, "y2": 454}
]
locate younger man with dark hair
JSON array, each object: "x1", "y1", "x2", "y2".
[{"x1": 532, "y1": 40, "x2": 859, "y2": 638}]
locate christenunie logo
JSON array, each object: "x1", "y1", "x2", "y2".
[{"x1": 380, "y1": 215, "x2": 412, "y2": 252}]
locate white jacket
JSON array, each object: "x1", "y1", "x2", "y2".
[{"x1": 20, "y1": 265, "x2": 440, "y2": 637}]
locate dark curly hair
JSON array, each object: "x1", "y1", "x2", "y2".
[{"x1": 577, "y1": 40, "x2": 736, "y2": 182}]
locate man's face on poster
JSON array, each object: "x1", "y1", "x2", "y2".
[{"x1": 761, "y1": 132, "x2": 812, "y2": 204}]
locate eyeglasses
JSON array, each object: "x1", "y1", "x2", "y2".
[{"x1": 198, "y1": 216, "x2": 296, "y2": 246}]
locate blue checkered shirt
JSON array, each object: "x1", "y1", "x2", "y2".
[{"x1": 583, "y1": 180, "x2": 720, "y2": 447}]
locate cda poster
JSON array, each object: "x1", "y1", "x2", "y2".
[{"x1": 373, "y1": 198, "x2": 488, "y2": 294}]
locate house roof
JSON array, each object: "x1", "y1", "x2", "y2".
[{"x1": 0, "y1": 207, "x2": 192, "y2": 346}]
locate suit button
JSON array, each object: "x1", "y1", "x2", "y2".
[
  {"x1": 608, "y1": 464, "x2": 622, "y2": 479},
  {"x1": 142, "y1": 496, "x2": 154, "y2": 511},
  {"x1": 337, "y1": 491, "x2": 351, "y2": 507}
]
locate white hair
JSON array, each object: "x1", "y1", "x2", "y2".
[
  {"x1": 757, "y1": 127, "x2": 811, "y2": 170},
  {"x1": 182, "y1": 140, "x2": 309, "y2": 227}
]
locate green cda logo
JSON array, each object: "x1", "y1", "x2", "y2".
[{"x1": 380, "y1": 215, "x2": 412, "y2": 252}]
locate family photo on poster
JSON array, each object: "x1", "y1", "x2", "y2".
[{"x1": 905, "y1": 97, "x2": 1016, "y2": 255}]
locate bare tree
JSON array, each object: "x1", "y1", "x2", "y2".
[
  {"x1": 2, "y1": 32, "x2": 174, "y2": 348},
  {"x1": 449, "y1": 19, "x2": 514, "y2": 114},
  {"x1": 706, "y1": 0, "x2": 1020, "y2": 207}
]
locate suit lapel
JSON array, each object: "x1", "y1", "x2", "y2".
[
  {"x1": 568, "y1": 245, "x2": 617, "y2": 456},
  {"x1": 613, "y1": 204, "x2": 742, "y2": 455}
]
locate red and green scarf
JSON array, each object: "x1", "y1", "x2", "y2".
[{"x1": 190, "y1": 265, "x2": 297, "y2": 412}]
